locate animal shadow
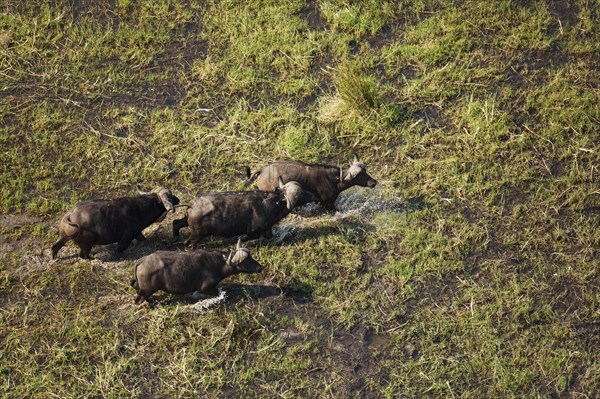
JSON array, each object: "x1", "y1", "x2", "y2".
[
  {"x1": 145, "y1": 282, "x2": 313, "y2": 308},
  {"x1": 268, "y1": 217, "x2": 376, "y2": 246},
  {"x1": 221, "y1": 282, "x2": 314, "y2": 305}
]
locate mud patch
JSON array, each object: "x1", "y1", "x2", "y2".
[
  {"x1": 0, "y1": 214, "x2": 41, "y2": 228},
  {"x1": 0, "y1": 213, "x2": 48, "y2": 266}
]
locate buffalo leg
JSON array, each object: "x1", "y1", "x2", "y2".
[
  {"x1": 173, "y1": 217, "x2": 189, "y2": 237},
  {"x1": 51, "y1": 236, "x2": 69, "y2": 259},
  {"x1": 116, "y1": 237, "x2": 134, "y2": 253},
  {"x1": 261, "y1": 228, "x2": 273, "y2": 239},
  {"x1": 323, "y1": 201, "x2": 337, "y2": 212},
  {"x1": 76, "y1": 230, "x2": 97, "y2": 259},
  {"x1": 184, "y1": 238, "x2": 200, "y2": 249},
  {"x1": 135, "y1": 288, "x2": 155, "y2": 305},
  {"x1": 245, "y1": 232, "x2": 259, "y2": 240},
  {"x1": 136, "y1": 295, "x2": 155, "y2": 308},
  {"x1": 79, "y1": 243, "x2": 93, "y2": 259},
  {"x1": 200, "y1": 286, "x2": 219, "y2": 297},
  {"x1": 184, "y1": 234, "x2": 204, "y2": 249},
  {"x1": 134, "y1": 293, "x2": 151, "y2": 304}
]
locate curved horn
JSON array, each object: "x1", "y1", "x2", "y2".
[
  {"x1": 339, "y1": 167, "x2": 343, "y2": 181},
  {"x1": 137, "y1": 184, "x2": 149, "y2": 195},
  {"x1": 226, "y1": 250, "x2": 233, "y2": 265},
  {"x1": 278, "y1": 176, "x2": 285, "y2": 189},
  {"x1": 344, "y1": 166, "x2": 355, "y2": 181},
  {"x1": 159, "y1": 190, "x2": 175, "y2": 212},
  {"x1": 236, "y1": 237, "x2": 242, "y2": 251},
  {"x1": 352, "y1": 153, "x2": 359, "y2": 164}
]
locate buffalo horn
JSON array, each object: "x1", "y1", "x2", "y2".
[
  {"x1": 137, "y1": 184, "x2": 149, "y2": 195},
  {"x1": 159, "y1": 190, "x2": 175, "y2": 212}
]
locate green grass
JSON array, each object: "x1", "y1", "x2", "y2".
[{"x1": 1, "y1": 0, "x2": 599, "y2": 397}]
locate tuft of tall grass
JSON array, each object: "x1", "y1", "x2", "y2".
[
  {"x1": 336, "y1": 61, "x2": 379, "y2": 111},
  {"x1": 318, "y1": 61, "x2": 379, "y2": 125}
]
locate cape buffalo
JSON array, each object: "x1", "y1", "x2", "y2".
[
  {"x1": 245, "y1": 155, "x2": 377, "y2": 211},
  {"x1": 130, "y1": 238, "x2": 263, "y2": 304},
  {"x1": 172, "y1": 178, "x2": 310, "y2": 247},
  {"x1": 51, "y1": 186, "x2": 179, "y2": 259}
]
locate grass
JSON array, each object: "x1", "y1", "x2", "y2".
[{"x1": 1, "y1": 0, "x2": 599, "y2": 397}]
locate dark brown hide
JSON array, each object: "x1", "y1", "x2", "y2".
[
  {"x1": 130, "y1": 245, "x2": 263, "y2": 304},
  {"x1": 245, "y1": 158, "x2": 377, "y2": 211},
  {"x1": 51, "y1": 187, "x2": 179, "y2": 259},
  {"x1": 172, "y1": 181, "x2": 308, "y2": 247}
]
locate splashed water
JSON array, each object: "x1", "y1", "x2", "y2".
[
  {"x1": 272, "y1": 188, "x2": 409, "y2": 242},
  {"x1": 190, "y1": 288, "x2": 227, "y2": 313},
  {"x1": 272, "y1": 223, "x2": 298, "y2": 243},
  {"x1": 333, "y1": 187, "x2": 406, "y2": 219},
  {"x1": 292, "y1": 202, "x2": 323, "y2": 217}
]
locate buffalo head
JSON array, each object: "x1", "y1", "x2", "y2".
[
  {"x1": 341, "y1": 155, "x2": 378, "y2": 188},
  {"x1": 138, "y1": 185, "x2": 180, "y2": 212},
  {"x1": 278, "y1": 177, "x2": 304, "y2": 209},
  {"x1": 224, "y1": 238, "x2": 264, "y2": 273}
]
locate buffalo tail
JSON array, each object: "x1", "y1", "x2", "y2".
[{"x1": 130, "y1": 260, "x2": 141, "y2": 290}]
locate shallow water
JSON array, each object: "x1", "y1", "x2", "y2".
[
  {"x1": 273, "y1": 187, "x2": 407, "y2": 242},
  {"x1": 333, "y1": 187, "x2": 406, "y2": 219}
]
